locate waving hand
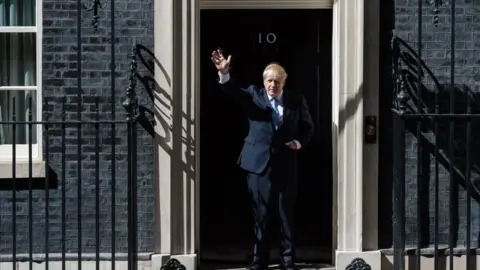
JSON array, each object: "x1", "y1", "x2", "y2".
[{"x1": 211, "y1": 49, "x2": 231, "y2": 74}]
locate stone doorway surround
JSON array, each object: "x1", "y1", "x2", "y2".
[{"x1": 151, "y1": 0, "x2": 380, "y2": 269}]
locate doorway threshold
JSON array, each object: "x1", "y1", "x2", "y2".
[
  {"x1": 201, "y1": 244, "x2": 332, "y2": 262},
  {"x1": 199, "y1": 262, "x2": 334, "y2": 270}
]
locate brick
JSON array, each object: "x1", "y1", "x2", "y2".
[
  {"x1": 380, "y1": 0, "x2": 480, "y2": 249},
  {"x1": 0, "y1": 0, "x2": 155, "y2": 255}
]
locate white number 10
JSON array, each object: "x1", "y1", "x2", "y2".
[{"x1": 258, "y1": 33, "x2": 277, "y2": 44}]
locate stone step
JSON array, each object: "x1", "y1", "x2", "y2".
[{"x1": 199, "y1": 262, "x2": 334, "y2": 270}]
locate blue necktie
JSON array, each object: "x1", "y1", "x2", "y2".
[{"x1": 272, "y1": 98, "x2": 279, "y2": 130}]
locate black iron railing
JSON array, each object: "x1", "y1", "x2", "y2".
[
  {"x1": 0, "y1": 0, "x2": 187, "y2": 266},
  {"x1": 0, "y1": 54, "x2": 139, "y2": 270},
  {"x1": 391, "y1": 0, "x2": 479, "y2": 269},
  {"x1": 0, "y1": 0, "x2": 140, "y2": 265}
]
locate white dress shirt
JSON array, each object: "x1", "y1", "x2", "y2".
[
  {"x1": 218, "y1": 72, "x2": 301, "y2": 149},
  {"x1": 268, "y1": 91, "x2": 284, "y2": 125}
]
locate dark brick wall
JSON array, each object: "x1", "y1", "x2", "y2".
[
  {"x1": 0, "y1": 0, "x2": 155, "y2": 255},
  {"x1": 380, "y1": 0, "x2": 480, "y2": 249}
]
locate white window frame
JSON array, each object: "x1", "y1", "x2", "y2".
[{"x1": 0, "y1": 0, "x2": 43, "y2": 162}]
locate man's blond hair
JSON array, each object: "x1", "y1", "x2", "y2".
[{"x1": 263, "y1": 63, "x2": 288, "y2": 82}]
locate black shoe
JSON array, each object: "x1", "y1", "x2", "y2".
[
  {"x1": 281, "y1": 261, "x2": 298, "y2": 270},
  {"x1": 246, "y1": 262, "x2": 268, "y2": 270}
]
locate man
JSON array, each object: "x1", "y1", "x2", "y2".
[{"x1": 211, "y1": 49, "x2": 314, "y2": 270}]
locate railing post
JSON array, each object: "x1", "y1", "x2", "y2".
[
  {"x1": 392, "y1": 79, "x2": 408, "y2": 270},
  {"x1": 392, "y1": 112, "x2": 406, "y2": 270},
  {"x1": 123, "y1": 44, "x2": 139, "y2": 270}
]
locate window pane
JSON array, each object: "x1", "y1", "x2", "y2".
[
  {"x1": 0, "y1": 0, "x2": 36, "y2": 26},
  {"x1": 0, "y1": 90, "x2": 37, "y2": 144},
  {"x1": 0, "y1": 33, "x2": 36, "y2": 86}
]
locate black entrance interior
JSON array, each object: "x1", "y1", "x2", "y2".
[{"x1": 199, "y1": 9, "x2": 333, "y2": 265}]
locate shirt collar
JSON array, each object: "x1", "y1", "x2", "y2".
[{"x1": 266, "y1": 89, "x2": 283, "y2": 101}]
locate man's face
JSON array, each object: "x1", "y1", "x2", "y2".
[{"x1": 263, "y1": 73, "x2": 285, "y2": 97}]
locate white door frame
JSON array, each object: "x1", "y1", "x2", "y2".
[
  {"x1": 198, "y1": 3, "x2": 336, "y2": 263},
  {"x1": 152, "y1": 0, "x2": 379, "y2": 268}
]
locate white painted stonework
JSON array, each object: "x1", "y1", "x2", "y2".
[
  {"x1": 0, "y1": 261, "x2": 152, "y2": 270},
  {"x1": 199, "y1": 0, "x2": 332, "y2": 9},
  {"x1": 152, "y1": 0, "x2": 381, "y2": 269},
  {"x1": 153, "y1": 0, "x2": 198, "y2": 256}
]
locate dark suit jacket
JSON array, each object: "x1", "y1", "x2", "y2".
[{"x1": 219, "y1": 77, "x2": 314, "y2": 175}]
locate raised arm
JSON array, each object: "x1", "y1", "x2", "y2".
[{"x1": 211, "y1": 49, "x2": 254, "y2": 99}]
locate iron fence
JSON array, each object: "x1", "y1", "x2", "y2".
[
  {"x1": 0, "y1": 96, "x2": 139, "y2": 266},
  {"x1": 0, "y1": 52, "x2": 140, "y2": 270},
  {"x1": 0, "y1": 0, "x2": 143, "y2": 267},
  {"x1": 391, "y1": 0, "x2": 480, "y2": 269}
]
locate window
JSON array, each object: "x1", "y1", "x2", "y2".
[{"x1": 0, "y1": 0, "x2": 42, "y2": 161}]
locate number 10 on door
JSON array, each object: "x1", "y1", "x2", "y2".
[{"x1": 258, "y1": 33, "x2": 277, "y2": 44}]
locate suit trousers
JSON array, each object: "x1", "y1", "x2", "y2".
[{"x1": 246, "y1": 158, "x2": 298, "y2": 265}]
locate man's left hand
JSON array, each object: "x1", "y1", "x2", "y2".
[{"x1": 285, "y1": 141, "x2": 297, "y2": 150}]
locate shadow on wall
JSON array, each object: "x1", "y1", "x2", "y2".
[
  {"x1": 393, "y1": 35, "x2": 480, "y2": 248},
  {"x1": 133, "y1": 42, "x2": 196, "y2": 249},
  {"x1": 379, "y1": 0, "x2": 480, "y2": 251},
  {"x1": 0, "y1": 169, "x2": 58, "y2": 190},
  {"x1": 133, "y1": 43, "x2": 196, "y2": 183}
]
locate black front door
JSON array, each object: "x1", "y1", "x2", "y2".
[{"x1": 200, "y1": 9, "x2": 333, "y2": 264}]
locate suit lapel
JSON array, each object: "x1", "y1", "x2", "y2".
[
  {"x1": 281, "y1": 91, "x2": 291, "y2": 126},
  {"x1": 260, "y1": 89, "x2": 275, "y2": 132},
  {"x1": 262, "y1": 89, "x2": 272, "y2": 109}
]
